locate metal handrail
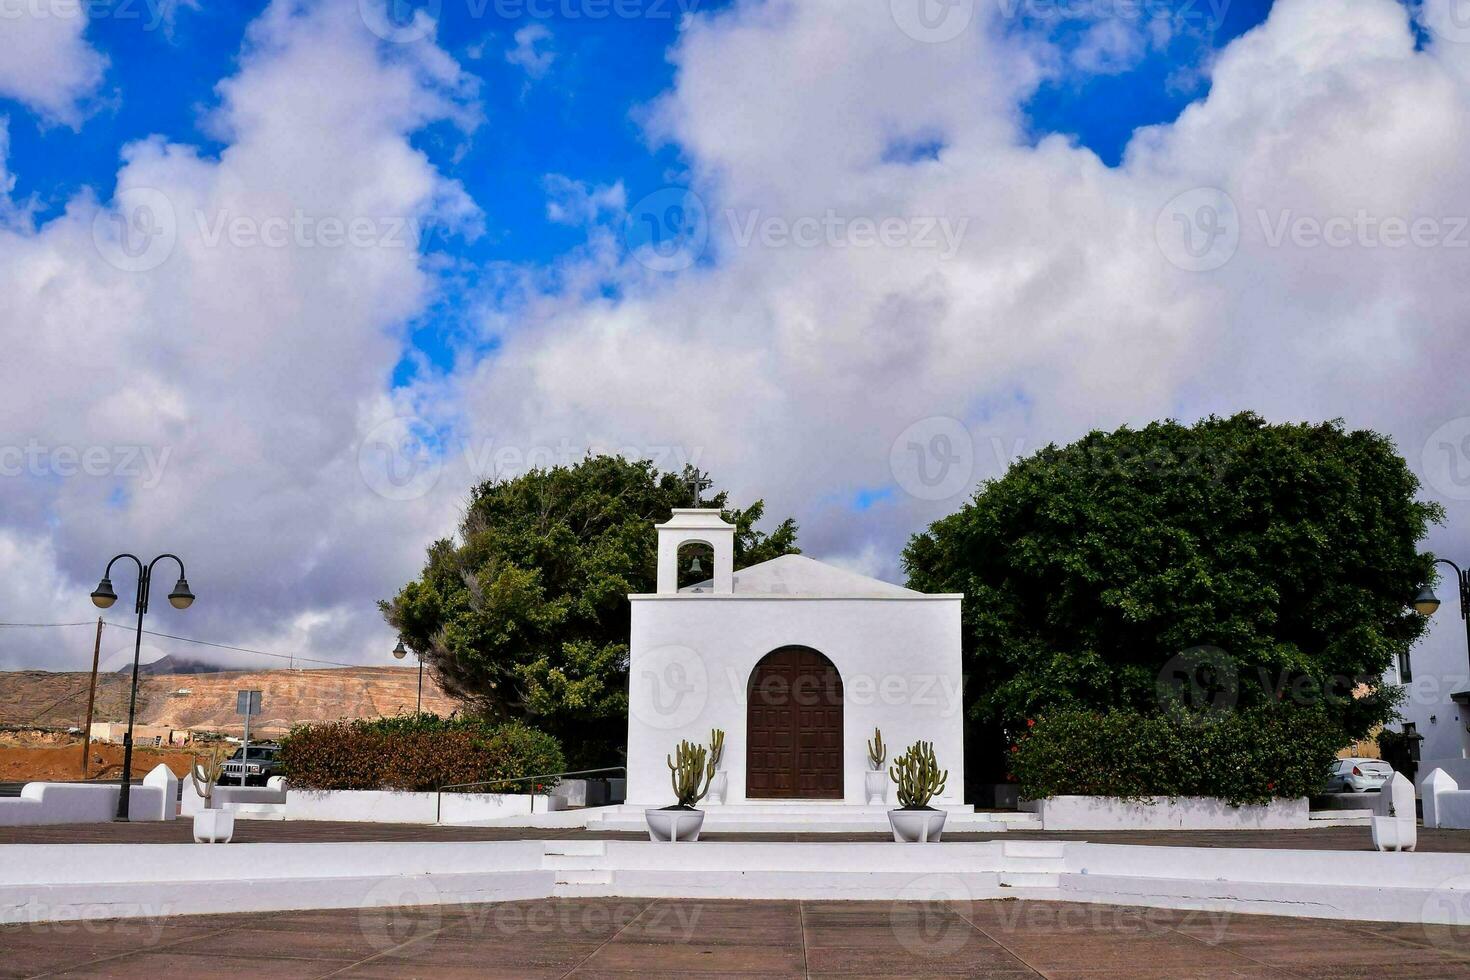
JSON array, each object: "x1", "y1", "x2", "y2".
[{"x1": 435, "y1": 765, "x2": 626, "y2": 823}]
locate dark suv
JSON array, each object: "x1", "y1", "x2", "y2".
[{"x1": 218, "y1": 744, "x2": 282, "y2": 786}]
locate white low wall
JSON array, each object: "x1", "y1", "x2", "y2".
[
  {"x1": 284, "y1": 789, "x2": 557, "y2": 824},
  {"x1": 0, "y1": 841, "x2": 550, "y2": 924},
  {"x1": 1422, "y1": 768, "x2": 1470, "y2": 829},
  {"x1": 9, "y1": 838, "x2": 1470, "y2": 927},
  {"x1": 1419, "y1": 758, "x2": 1470, "y2": 794},
  {"x1": 1021, "y1": 795, "x2": 1310, "y2": 830},
  {"x1": 0, "y1": 766, "x2": 176, "y2": 826}
]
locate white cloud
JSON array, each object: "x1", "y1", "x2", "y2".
[
  {"x1": 0, "y1": 2, "x2": 107, "y2": 125},
  {"x1": 7, "y1": 0, "x2": 1470, "y2": 676},
  {"x1": 505, "y1": 24, "x2": 555, "y2": 80},
  {"x1": 0, "y1": 0, "x2": 478, "y2": 668}
]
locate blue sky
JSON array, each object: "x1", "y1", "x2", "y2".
[{"x1": 4, "y1": 0, "x2": 1275, "y2": 387}]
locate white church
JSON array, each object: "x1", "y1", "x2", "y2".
[{"x1": 620, "y1": 509, "x2": 969, "y2": 812}]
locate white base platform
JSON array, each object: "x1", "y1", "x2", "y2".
[
  {"x1": 582, "y1": 803, "x2": 1040, "y2": 834},
  {"x1": 7, "y1": 837, "x2": 1468, "y2": 928}
]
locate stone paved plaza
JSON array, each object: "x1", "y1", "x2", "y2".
[{"x1": 4, "y1": 897, "x2": 1470, "y2": 978}]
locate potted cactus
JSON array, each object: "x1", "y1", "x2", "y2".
[
  {"x1": 887, "y1": 740, "x2": 948, "y2": 842},
  {"x1": 864, "y1": 728, "x2": 888, "y2": 804},
  {"x1": 705, "y1": 728, "x2": 729, "y2": 804},
  {"x1": 645, "y1": 738, "x2": 714, "y2": 842},
  {"x1": 190, "y1": 749, "x2": 235, "y2": 843}
]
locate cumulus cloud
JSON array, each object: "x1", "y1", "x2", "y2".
[
  {"x1": 0, "y1": 2, "x2": 107, "y2": 125},
  {"x1": 7, "y1": 0, "x2": 1470, "y2": 680},
  {"x1": 0, "y1": 0, "x2": 479, "y2": 668}
]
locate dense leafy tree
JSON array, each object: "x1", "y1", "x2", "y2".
[
  {"x1": 382, "y1": 456, "x2": 798, "y2": 766},
  {"x1": 903, "y1": 413, "x2": 1442, "y2": 786}
]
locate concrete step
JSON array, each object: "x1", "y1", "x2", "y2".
[
  {"x1": 554, "y1": 870, "x2": 614, "y2": 886},
  {"x1": 543, "y1": 839, "x2": 607, "y2": 857},
  {"x1": 998, "y1": 872, "x2": 1061, "y2": 889},
  {"x1": 1001, "y1": 840, "x2": 1067, "y2": 859}
]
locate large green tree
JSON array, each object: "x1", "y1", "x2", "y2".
[
  {"x1": 902, "y1": 413, "x2": 1442, "y2": 785},
  {"x1": 382, "y1": 455, "x2": 798, "y2": 766}
]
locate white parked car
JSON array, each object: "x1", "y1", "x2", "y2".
[{"x1": 1326, "y1": 758, "x2": 1391, "y2": 793}]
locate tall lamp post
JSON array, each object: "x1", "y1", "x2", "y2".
[
  {"x1": 1415, "y1": 558, "x2": 1470, "y2": 669},
  {"x1": 90, "y1": 554, "x2": 194, "y2": 821},
  {"x1": 393, "y1": 636, "x2": 423, "y2": 714}
]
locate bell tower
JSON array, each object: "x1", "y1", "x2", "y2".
[{"x1": 656, "y1": 509, "x2": 735, "y2": 594}]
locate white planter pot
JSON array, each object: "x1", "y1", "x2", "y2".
[
  {"x1": 645, "y1": 807, "x2": 705, "y2": 842},
  {"x1": 864, "y1": 770, "x2": 889, "y2": 805},
  {"x1": 706, "y1": 771, "x2": 728, "y2": 805},
  {"x1": 1371, "y1": 814, "x2": 1417, "y2": 852},
  {"x1": 888, "y1": 808, "x2": 946, "y2": 843},
  {"x1": 193, "y1": 809, "x2": 235, "y2": 844}
]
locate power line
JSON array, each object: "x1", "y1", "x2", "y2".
[
  {"x1": 102, "y1": 621, "x2": 366, "y2": 670},
  {"x1": 0, "y1": 619, "x2": 369, "y2": 671}
]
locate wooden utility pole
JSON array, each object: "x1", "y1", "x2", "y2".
[{"x1": 79, "y1": 618, "x2": 102, "y2": 778}]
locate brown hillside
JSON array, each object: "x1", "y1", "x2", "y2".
[{"x1": 0, "y1": 666, "x2": 455, "y2": 736}]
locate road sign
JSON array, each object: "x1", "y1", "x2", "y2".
[{"x1": 236, "y1": 690, "x2": 263, "y2": 716}]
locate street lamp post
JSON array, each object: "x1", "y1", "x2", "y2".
[
  {"x1": 90, "y1": 554, "x2": 194, "y2": 821},
  {"x1": 393, "y1": 636, "x2": 423, "y2": 714},
  {"x1": 1415, "y1": 558, "x2": 1470, "y2": 670}
]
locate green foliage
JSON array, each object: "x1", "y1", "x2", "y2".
[
  {"x1": 381, "y1": 455, "x2": 799, "y2": 767},
  {"x1": 708, "y1": 728, "x2": 725, "y2": 768},
  {"x1": 889, "y1": 740, "x2": 948, "y2": 809},
  {"x1": 1011, "y1": 707, "x2": 1347, "y2": 806},
  {"x1": 903, "y1": 413, "x2": 1442, "y2": 784},
  {"x1": 278, "y1": 714, "x2": 565, "y2": 793},
  {"x1": 867, "y1": 728, "x2": 886, "y2": 769},
  {"x1": 667, "y1": 738, "x2": 714, "y2": 807}
]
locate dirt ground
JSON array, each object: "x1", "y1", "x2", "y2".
[{"x1": 0, "y1": 731, "x2": 196, "y2": 782}]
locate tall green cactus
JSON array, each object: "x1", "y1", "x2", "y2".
[
  {"x1": 867, "y1": 728, "x2": 886, "y2": 769},
  {"x1": 191, "y1": 747, "x2": 228, "y2": 806},
  {"x1": 709, "y1": 728, "x2": 726, "y2": 768},
  {"x1": 889, "y1": 740, "x2": 948, "y2": 809},
  {"x1": 667, "y1": 739, "x2": 715, "y2": 807}
]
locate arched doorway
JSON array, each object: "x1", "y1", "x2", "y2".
[{"x1": 746, "y1": 646, "x2": 843, "y2": 799}]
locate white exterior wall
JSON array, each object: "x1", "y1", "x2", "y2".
[
  {"x1": 1386, "y1": 583, "x2": 1470, "y2": 790},
  {"x1": 626, "y1": 594, "x2": 965, "y2": 805}
]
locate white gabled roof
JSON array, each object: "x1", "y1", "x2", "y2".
[{"x1": 678, "y1": 553, "x2": 923, "y2": 598}]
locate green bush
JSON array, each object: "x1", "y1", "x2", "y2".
[
  {"x1": 1010, "y1": 707, "x2": 1345, "y2": 806},
  {"x1": 279, "y1": 714, "x2": 565, "y2": 793}
]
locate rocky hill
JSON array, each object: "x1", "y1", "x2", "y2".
[{"x1": 0, "y1": 665, "x2": 455, "y2": 736}]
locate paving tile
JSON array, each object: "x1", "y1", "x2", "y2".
[
  {"x1": 996, "y1": 935, "x2": 1258, "y2": 972},
  {"x1": 805, "y1": 942, "x2": 1036, "y2": 975},
  {"x1": 44, "y1": 950, "x2": 357, "y2": 978},
  {"x1": 578, "y1": 940, "x2": 805, "y2": 973}
]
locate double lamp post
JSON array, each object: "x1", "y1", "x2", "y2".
[{"x1": 90, "y1": 554, "x2": 194, "y2": 821}]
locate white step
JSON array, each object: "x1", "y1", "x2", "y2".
[
  {"x1": 543, "y1": 839, "x2": 606, "y2": 857},
  {"x1": 554, "y1": 870, "x2": 613, "y2": 886},
  {"x1": 998, "y1": 872, "x2": 1061, "y2": 889},
  {"x1": 543, "y1": 854, "x2": 610, "y2": 871},
  {"x1": 1001, "y1": 840, "x2": 1067, "y2": 859}
]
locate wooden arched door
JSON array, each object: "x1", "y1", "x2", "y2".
[{"x1": 746, "y1": 646, "x2": 843, "y2": 799}]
